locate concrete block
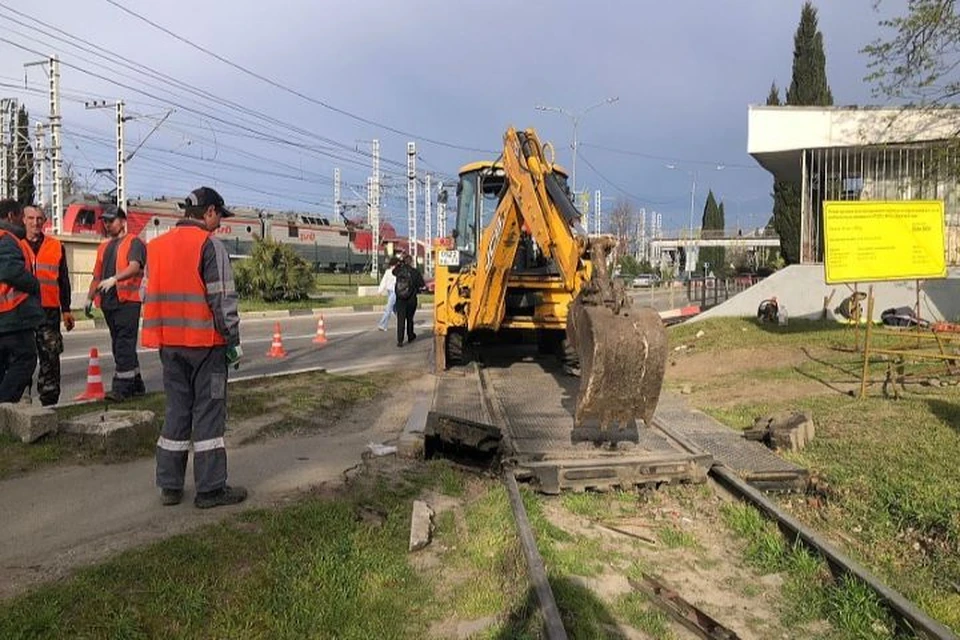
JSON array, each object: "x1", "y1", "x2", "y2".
[
  {"x1": 62, "y1": 409, "x2": 156, "y2": 451},
  {"x1": 398, "y1": 393, "x2": 430, "y2": 459},
  {"x1": 409, "y1": 499, "x2": 435, "y2": 552},
  {"x1": 0, "y1": 403, "x2": 58, "y2": 443}
]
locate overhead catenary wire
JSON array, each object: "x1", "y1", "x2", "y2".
[{"x1": 102, "y1": 0, "x2": 499, "y2": 155}]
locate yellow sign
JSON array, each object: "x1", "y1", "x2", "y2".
[{"x1": 823, "y1": 200, "x2": 946, "y2": 284}]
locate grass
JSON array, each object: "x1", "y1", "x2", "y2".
[
  {"x1": 672, "y1": 317, "x2": 960, "y2": 635},
  {"x1": 720, "y1": 502, "x2": 897, "y2": 639},
  {"x1": 0, "y1": 371, "x2": 389, "y2": 481},
  {"x1": 0, "y1": 462, "x2": 450, "y2": 640}
]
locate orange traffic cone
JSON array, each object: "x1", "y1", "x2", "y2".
[
  {"x1": 76, "y1": 347, "x2": 106, "y2": 400},
  {"x1": 312, "y1": 314, "x2": 328, "y2": 345},
  {"x1": 266, "y1": 322, "x2": 287, "y2": 358}
]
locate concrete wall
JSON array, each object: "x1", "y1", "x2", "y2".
[{"x1": 694, "y1": 264, "x2": 960, "y2": 323}]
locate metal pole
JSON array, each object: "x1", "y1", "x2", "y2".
[
  {"x1": 371, "y1": 139, "x2": 380, "y2": 279},
  {"x1": 407, "y1": 142, "x2": 417, "y2": 266},
  {"x1": 34, "y1": 122, "x2": 45, "y2": 211},
  {"x1": 571, "y1": 116, "x2": 578, "y2": 195},
  {"x1": 116, "y1": 101, "x2": 125, "y2": 209},
  {"x1": 50, "y1": 55, "x2": 62, "y2": 234},
  {"x1": 0, "y1": 98, "x2": 9, "y2": 200},
  {"x1": 334, "y1": 167, "x2": 341, "y2": 220},
  {"x1": 10, "y1": 99, "x2": 19, "y2": 202},
  {"x1": 424, "y1": 173, "x2": 432, "y2": 277}
]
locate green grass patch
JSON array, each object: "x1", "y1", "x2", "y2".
[
  {"x1": 0, "y1": 371, "x2": 387, "y2": 481},
  {"x1": 0, "y1": 461, "x2": 474, "y2": 639},
  {"x1": 615, "y1": 591, "x2": 675, "y2": 639},
  {"x1": 669, "y1": 317, "x2": 853, "y2": 352},
  {"x1": 720, "y1": 502, "x2": 897, "y2": 638},
  {"x1": 657, "y1": 524, "x2": 699, "y2": 550}
]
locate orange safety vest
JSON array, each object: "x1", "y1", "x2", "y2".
[
  {"x1": 0, "y1": 229, "x2": 32, "y2": 313},
  {"x1": 141, "y1": 225, "x2": 225, "y2": 348},
  {"x1": 92, "y1": 234, "x2": 143, "y2": 305},
  {"x1": 23, "y1": 235, "x2": 64, "y2": 309}
]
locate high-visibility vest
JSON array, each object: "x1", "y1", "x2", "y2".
[
  {"x1": 0, "y1": 229, "x2": 32, "y2": 313},
  {"x1": 141, "y1": 226, "x2": 225, "y2": 348},
  {"x1": 23, "y1": 235, "x2": 63, "y2": 309},
  {"x1": 92, "y1": 234, "x2": 143, "y2": 305}
]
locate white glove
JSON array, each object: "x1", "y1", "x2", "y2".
[{"x1": 97, "y1": 276, "x2": 118, "y2": 293}]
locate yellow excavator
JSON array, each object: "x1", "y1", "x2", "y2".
[{"x1": 432, "y1": 126, "x2": 668, "y2": 430}]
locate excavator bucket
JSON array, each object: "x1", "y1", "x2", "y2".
[{"x1": 566, "y1": 300, "x2": 668, "y2": 430}]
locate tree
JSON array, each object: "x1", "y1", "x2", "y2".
[
  {"x1": 862, "y1": 0, "x2": 960, "y2": 104},
  {"x1": 697, "y1": 190, "x2": 725, "y2": 274},
  {"x1": 768, "y1": 2, "x2": 833, "y2": 265},
  {"x1": 233, "y1": 237, "x2": 314, "y2": 301},
  {"x1": 608, "y1": 198, "x2": 635, "y2": 257}
]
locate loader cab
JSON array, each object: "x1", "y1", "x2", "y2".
[{"x1": 452, "y1": 160, "x2": 571, "y2": 268}]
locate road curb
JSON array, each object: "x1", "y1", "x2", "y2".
[{"x1": 68, "y1": 305, "x2": 392, "y2": 332}]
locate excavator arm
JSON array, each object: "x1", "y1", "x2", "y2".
[{"x1": 467, "y1": 127, "x2": 586, "y2": 330}]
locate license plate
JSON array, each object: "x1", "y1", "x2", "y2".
[{"x1": 438, "y1": 250, "x2": 460, "y2": 267}]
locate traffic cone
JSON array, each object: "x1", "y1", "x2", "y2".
[
  {"x1": 312, "y1": 314, "x2": 328, "y2": 345},
  {"x1": 266, "y1": 322, "x2": 287, "y2": 358},
  {"x1": 76, "y1": 347, "x2": 106, "y2": 400}
]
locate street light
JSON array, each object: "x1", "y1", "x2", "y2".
[{"x1": 535, "y1": 96, "x2": 619, "y2": 195}]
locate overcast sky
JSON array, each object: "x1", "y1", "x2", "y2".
[{"x1": 0, "y1": 0, "x2": 906, "y2": 234}]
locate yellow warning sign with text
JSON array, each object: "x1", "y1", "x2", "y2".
[{"x1": 823, "y1": 200, "x2": 946, "y2": 284}]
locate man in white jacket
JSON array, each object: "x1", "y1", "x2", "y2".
[{"x1": 377, "y1": 256, "x2": 400, "y2": 331}]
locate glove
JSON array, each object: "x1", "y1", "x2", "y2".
[
  {"x1": 84, "y1": 301, "x2": 94, "y2": 318},
  {"x1": 97, "y1": 276, "x2": 117, "y2": 293},
  {"x1": 226, "y1": 345, "x2": 243, "y2": 370},
  {"x1": 62, "y1": 311, "x2": 76, "y2": 332}
]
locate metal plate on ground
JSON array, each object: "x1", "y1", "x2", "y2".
[
  {"x1": 654, "y1": 393, "x2": 809, "y2": 491},
  {"x1": 477, "y1": 352, "x2": 712, "y2": 494}
]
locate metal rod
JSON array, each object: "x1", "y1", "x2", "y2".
[
  {"x1": 503, "y1": 471, "x2": 569, "y2": 640},
  {"x1": 711, "y1": 466, "x2": 958, "y2": 640}
]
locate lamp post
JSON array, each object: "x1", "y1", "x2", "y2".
[{"x1": 535, "y1": 96, "x2": 619, "y2": 196}]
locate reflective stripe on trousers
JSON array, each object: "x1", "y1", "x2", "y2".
[{"x1": 155, "y1": 345, "x2": 229, "y2": 493}]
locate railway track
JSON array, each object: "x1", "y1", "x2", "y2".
[{"x1": 459, "y1": 358, "x2": 958, "y2": 640}]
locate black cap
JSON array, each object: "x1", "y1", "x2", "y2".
[
  {"x1": 101, "y1": 204, "x2": 126, "y2": 221},
  {"x1": 185, "y1": 186, "x2": 233, "y2": 218}
]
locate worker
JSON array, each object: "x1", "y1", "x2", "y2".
[
  {"x1": 392, "y1": 253, "x2": 426, "y2": 347},
  {"x1": 0, "y1": 199, "x2": 42, "y2": 403},
  {"x1": 23, "y1": 205, "x2": 75, "y2": 406},
  {"x1": 142, "y1": 186, "x2": 246, "y2": 509},
  {"x1": 85, "y1": 205, "x2": 146, "y2": 401}
]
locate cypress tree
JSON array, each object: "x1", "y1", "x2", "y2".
[
  {"x1": 698, "y1": 190, "x2": 724, "y2": 274},
  {"x1": 769, "y1": 2, "x2": 833, "y2": 264},
  {"x1": 15, "y1": 106, "x2": 34, "y2": 206}
]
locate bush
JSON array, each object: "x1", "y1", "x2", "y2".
[{"x1": 234, "y1": 237, "x2": 314, "y2": 301}]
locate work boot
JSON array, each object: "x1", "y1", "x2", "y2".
[
  {"x1": 133, "y1": 376, "x2": 146, "y2": 397},
  {"x1": 161, "y1": 489, "x2": 183, "y2": 506},
  {"x1": 194, "y1": 485, "x2": 248, "y2": 509}
]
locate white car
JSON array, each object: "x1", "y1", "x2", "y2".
[{"x1": 631, "y1": 274, "x2": 658, "y2": 288}]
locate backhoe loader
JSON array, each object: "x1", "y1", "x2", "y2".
[{"x1": 432, "y1": 127, "x2": 668, "y2": 430}]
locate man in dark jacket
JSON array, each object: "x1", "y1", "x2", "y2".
[
  {"x1": 392, "y1": 253, "x2": 425, "y2": 347},
  {"x1": 0, "y1": 199, "x2": 43, "y2": 403}
]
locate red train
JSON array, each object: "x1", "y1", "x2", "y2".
[{"x1": 55, "y1": 196, "x2": 398, "y2": 272}]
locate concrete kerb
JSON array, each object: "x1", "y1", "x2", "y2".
[{"x1": 69, "y1": 305, "x2": 390, "y2": 332}]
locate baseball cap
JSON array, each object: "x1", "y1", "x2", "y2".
[
  {"x1": 101, "y1": 204, "x2": 126, "y2": 221},
  {"x1": 185, "y1": 186, "x2": 234, "y2": 218}
]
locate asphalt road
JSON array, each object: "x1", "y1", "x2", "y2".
[{"x1": 54, "y1": 311, "x2": 433, "y2": 403}]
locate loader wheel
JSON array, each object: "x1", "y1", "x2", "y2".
[{"x1": 445, "y1": 330, "x2": 466, "y2": 367}]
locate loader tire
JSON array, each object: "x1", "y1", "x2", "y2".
[{"x1": 445, "y1": 330, "x2": 467, "y2": 367}]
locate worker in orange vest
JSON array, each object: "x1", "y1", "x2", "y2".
[
  {"x1": 23, "y1": 205, "x2": 75, "y2": 406},
  {"x1": 142, "y1": 187, "x2": 245, "y2": 509},
  {"x1": 85, "y1": 205, "x2": 146, "y2": 401},
  {"x1": 0, "y1": 199, "x2": 43, "y2": 403}
]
